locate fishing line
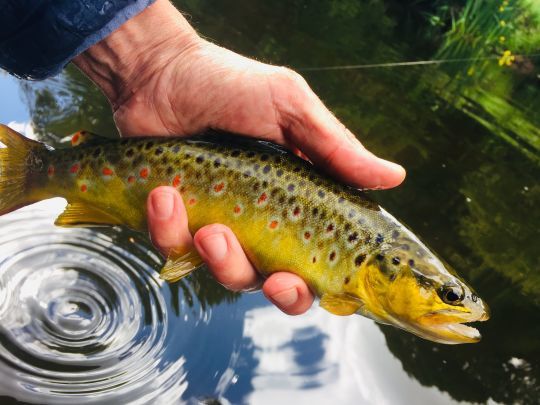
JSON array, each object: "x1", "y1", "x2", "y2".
[{"x1": 297, "y1": 53, "x2": 540, "y2": 71}]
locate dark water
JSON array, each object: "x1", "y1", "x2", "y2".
[{"x1": 1, "y1": 0, "x2": 539, "y2": 403}]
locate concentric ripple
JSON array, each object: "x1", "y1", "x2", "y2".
[{"x1": 0, "y1": 199, "x2": 215, "y2": 404}]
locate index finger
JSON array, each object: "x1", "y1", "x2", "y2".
[{"x1": 272, "y1": 70, "x2": 406, "y2": 190}]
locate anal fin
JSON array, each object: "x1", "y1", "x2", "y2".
[
  {"x1": 320, "y1": 293, "x2": 363, "y2": 316},
  {"x1": 55, "y1": 202, "x2": 123, "y2": 227},
  {"x1": 160, "y1": 249, "x2": 203, "y2": 283}
]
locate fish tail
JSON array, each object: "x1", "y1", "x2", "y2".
[{"x1": 0, "y1": 124, "x2": 48, "y2": 215}]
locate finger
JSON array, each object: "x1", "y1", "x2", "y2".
[
  {"x1": 262, "y1": 272, "x2": 314, "y2": 315},
  {"x1": 274, "y1": 71, "x2": 406, "y2": 189},
  {"x1": 147, "y1": 187, "x2": 193, "y2": 256},
  {"x1": 194, "y1": 224, "x2": 261, "y2": 291}
]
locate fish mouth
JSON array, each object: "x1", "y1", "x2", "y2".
[{"x1": 415, "y1": 309, "x2": 490, "y2": 344}]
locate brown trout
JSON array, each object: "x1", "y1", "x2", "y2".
[{"x1": 0, "y1": 124, "x2": 489, "y2": 344}]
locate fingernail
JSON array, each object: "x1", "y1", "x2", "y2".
[
  {"x1": 380, "y1": 158, "x2": 406, "y2": 175},
  {"x1": 151, "y1": 192, "x2": 175, "y2": 220},
  {"x1": 198, "y1": 232, "x2": 228, "y2": 262},
  {"x1": 270, "y1": 287, "x2": 298, "y2": 308}
]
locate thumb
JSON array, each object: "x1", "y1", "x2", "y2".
[{"x1": 147, "y1": 186, "x2": 193, "y2": 257}]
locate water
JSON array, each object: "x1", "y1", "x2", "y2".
[{"x1": 1, "y1": 0, "x2": 539, "y2": 403}]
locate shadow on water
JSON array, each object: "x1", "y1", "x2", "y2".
[{"x1": 2, "y1": 0, "x2": 539, "y2": 403}]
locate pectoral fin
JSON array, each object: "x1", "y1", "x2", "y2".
[
  {"x1": 55, "y1": 202, "x2": 123, "y2": 227},
  {"x1": 320, "y1": 293, "x2": 363, "y2": 316},
  {"x1": 160, "y1": 248, "x2": 204, "y2": 283}
]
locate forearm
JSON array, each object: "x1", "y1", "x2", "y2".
[{"x1": 73, "y1": 0, "x2": 200, "y2": 109}]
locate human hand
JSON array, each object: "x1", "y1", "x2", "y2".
[{"x1": 74, "y1": 0, "x2": 405, "y2": 315}]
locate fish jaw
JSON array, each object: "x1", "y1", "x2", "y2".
[{"x1": 412, "y1": 305, "x2": 490, "y2": 344}]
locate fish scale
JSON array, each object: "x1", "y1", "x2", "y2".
[{"x1": 0, "y1": 124, "x2": 489, "y2": 344}]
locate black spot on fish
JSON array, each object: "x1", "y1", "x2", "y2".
[
  {"x1": 276, "y1": 169, "x2": 283, "y2": 177},
  {"x1": 196, "y1": 155, "x2": 204, "y2": 164},
  {"x1": 318, "y1": 190, "x2": 325, "y2": 198},
  {"x1": 155, "y1": 147, "x2": 164, "y2": 156},
  {"x1": 344, "y1": 276, "x2": 350, "y2": 284},
  {"x1": 344, "y1": 223, "x2": 351, "y2": 232},
  {"x1": 376, "y1": 253, "x2": 385, "y2": 261},
  {"x1": 293, "y1": 167, "x2": 301, "y2": 173},
  {"x1": 254, "y1": 163, "x2": 260, "y2": 171},
  {"x1": 408, "y1": 259, "x2": 415, "y2": 267},
  {"x1": 338, "y1": 197, "x2": 345, "y2": 204},
  {"x1": 172, "y1": 145, "x2": 180, "y2": 153},
  {"x1": 161, "y1": 156, "x2": 169, "y2": 165},
  {"x1": 348, "y1": 232, "x2": 359, "y2": 242},
  {"x1": 313, "y1": 256, "x2": 317, "y2": 264},
  {"x1": 184, "y1": 153, "x2": 191, "y2": 159},
  {"x1": 271, "y1": 188, "x2": 280, "y2": 197},
  {"x1": 262, "y1": 181, "x2": 268, "y2": 188},
  {"x1": 231, "y1": 150, "x2": 240, "y2": 157},
  {"x1": 247, "y1": 151, "x2": 255, "y2": 158},
  {"x1": 263, "y1": 165, "x2": 271, "y2": 174},
  {"x1": 244, "y1": 170, "x2": 252, "y2": 178},
  {"x1": 375, "y1": 234, "x2": 384, "y2": 244},
  {"x1": 124, "y1": 148, "x2": 134, "y2": 158},
  {"x1": 166, "y1": 167, "x2": 174, "y2": 176},
  {"x1": 355, "y1": 254, "x2": 366, "y2": 267},
  {"x1": 392, "y1": 230, "x2": 400, "y2": 239},
  {"x1": 472, "y1": 294, "x2": 478, "y2": 303},
  {"x1": 288, "y1": 197, "x2": 296, "y2": 205},
  {"x1": 214, "y1": 158, "x2": 221, "y2": 168},
  {"x1": 288, "y1": 184, "x2": 295, "y2": 192},
  {"x1": 392, "y1": 257, "x2": 401, "y2": 265},
  {"x1": 348, "y1": 210, "x2": 356, "y2": 219},
  {"x1": 329, "y1": 251, "x2": 336, "y2": 261},
  {"x1": 312, "y1": 207, "x2": 319, "y2": 216},
  {"x1": 253, "y1": 182, "x2": 260, "y2": 192},
  {"x1": 144, "y1": 141, "x2": 154, "y2": 150},
  {"x1": 261, "y1": 154, "x2": 269, "y2": 161},
  {"x1": 132, "y1": 156, "x2": 143, "y2": 167}
]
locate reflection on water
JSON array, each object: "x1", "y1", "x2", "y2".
[{"x1": 1, "y1": 0, "x2": 539, "y2": 403}]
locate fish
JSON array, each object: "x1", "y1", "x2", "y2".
[{"x1": 0, "y1": 124, "x2": 489, "y2": 344}]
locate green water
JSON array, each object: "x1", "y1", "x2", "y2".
[{"x1": 11, "y1": 0, "x2": 540, "y2": 403}]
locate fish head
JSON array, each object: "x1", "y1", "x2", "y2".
[{"x1": 350, "y1": 236, "x2": 489, "y2": 344}]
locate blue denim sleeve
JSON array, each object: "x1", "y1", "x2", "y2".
[{"x1": 0, "y1": 0, "x2": 156, "y2": 80}]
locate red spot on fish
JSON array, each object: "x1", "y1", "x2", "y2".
[
  {"x1": 69, "y1": 163, "x2": 80, "y2": 174},
  {"x1": 71, "y1": 133, "x2": 80, "y2": 146},
  {"x1": 293, "y1": 206, "x2": 301, "y2": 216},
  {"x1": 47, "y1": 166, "x2": 55, "y2": 177},
  {"x1": 102, "y1": 167, "x2": 114, "y2": 176},
  {"x1": 304, "y1": 231, "x2": 311, "y2": 240},
  {"x1": 188, "y1": 198, "x2": 197, "y2": 205},
  {"x1": 233, "y1": 205, "x2": 242, "y2": 214},
  {"x1": 258, "y1": 192, "x2": 268, "y2": 204},
  {"x1": 128, "y1": 175, "x2": 136, "y2": 184},
  {"x1": 139, "y1": 168, "x2": 149, "y2": 179},
  {"x1": 172, "y1": 175, "x2": 181, "y2": 188},
  {"x1": 326, "y1": 224, "x2": 335, "y2": 232},
  {"x1": 214, "y1": 182, "x2": 225, "y2": 193},
  {"x1": 269, "y1": 220, "x2": 279, "y2": 229},
  {"x1": 80, "y1": 184, "x2": 87, "y2": 193}
]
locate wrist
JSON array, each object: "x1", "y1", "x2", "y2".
[{"x1": 73, "y1": 0, "x2": 201, "y2": 109}]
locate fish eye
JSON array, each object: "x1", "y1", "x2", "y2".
[{"x1": 438, "y1": 284, "x2": 465, "y2": 305}]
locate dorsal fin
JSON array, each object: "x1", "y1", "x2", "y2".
[{"x1": 55, "y1": 202, "x2": 123, "y2": 227}]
